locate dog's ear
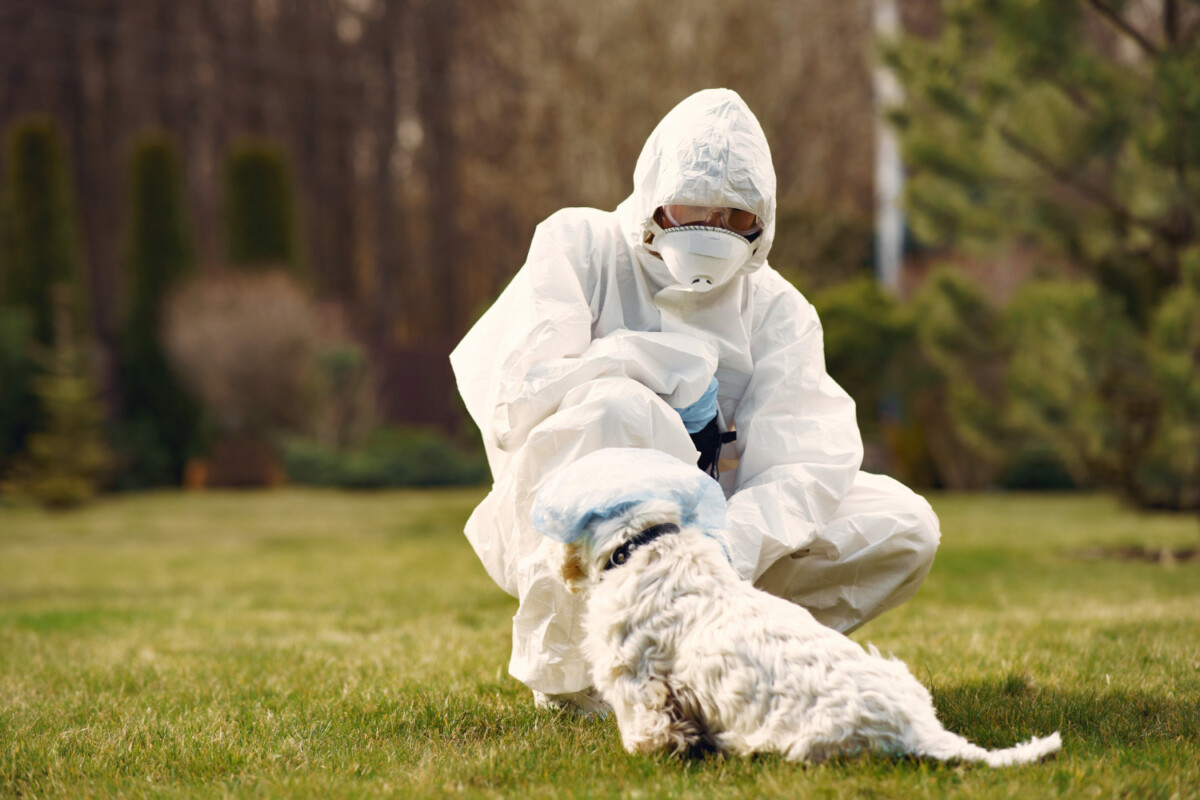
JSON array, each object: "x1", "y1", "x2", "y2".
[{"x1": 559, "y1": 542, "x2": 588, "y2": 594}]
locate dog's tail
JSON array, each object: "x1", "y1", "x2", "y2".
[{"x1": 919, "y1": 729, "x2": 1062, "y2": 767}]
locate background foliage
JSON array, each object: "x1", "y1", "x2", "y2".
[
  {"x1": 874, "y1": 0, "x2": 1200, "y2": 508},
  {"x1": 0, "y1": 115, "x2": 86, "y2": 346},
  {"x1": 223, "y1": 139, "x2": 303, "y2": 274},
  {"x1": 2, "y1": 288, "x2": 110, "y2": 508},
  {"x1": 116, "y1": 132, "x2": 202, "y2": 488},
  {"x1": 1, "y1": 1, "x2": 1198, "y2": 509},
  {"x1": 0, "y1": 116, "x2": 105, "y2": 501}
]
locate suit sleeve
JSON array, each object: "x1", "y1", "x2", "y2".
[
  {"x1": 452, "y1": 212, "x2": 718, "y2": 467},
  {"x1": 724, "y1": 283, "x2": 863, "y2": 581}
]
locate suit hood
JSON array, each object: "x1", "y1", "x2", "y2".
[{"x1": 617, "y1": 88, "x2": 777, "y2": 276}]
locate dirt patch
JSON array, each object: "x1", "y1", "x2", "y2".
[{"x1": 1070, "y1": 546, "x2": 1200, "y2": 566}]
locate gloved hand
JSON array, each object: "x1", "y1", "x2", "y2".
[
  {"x1": 673, "y1": 376, "x2": 719, "y2": 434},
  {"x1": 673, "y1": 377, "x2": 736, "y2": 478}
]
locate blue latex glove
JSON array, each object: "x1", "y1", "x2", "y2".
[{"x1": 673, "y1": 377, "x2": 719, "y2": 434}]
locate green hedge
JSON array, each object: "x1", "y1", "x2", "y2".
[
  {"x1": 0, "y1": 115, "x2": 86, "y2": 346},
  {"x1": 117, "y1": 131, "x2": 202, "y2": 487},
  {"x1": 281, "y1": 427, "x2": 488, "y2": 489},
  {"x1": 223, "y1": 139, "x2": 303, "y2": 274}
]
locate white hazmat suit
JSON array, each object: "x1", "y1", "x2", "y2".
[{"x1": 451, "y1": 89, "x2": 940, "y2": 700}]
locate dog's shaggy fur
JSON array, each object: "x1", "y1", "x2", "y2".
[{"x1": 556, "y1": 498, "x2": 1061, "y2": 766}]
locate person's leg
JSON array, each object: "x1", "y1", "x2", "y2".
[
  {"x1": 467, "y1": 376, "x2": 698, "y2": 707},
  {"x1": 752, "y1": 472, "x2": 940, "y2": 633},
  {"x1": 468, "y1": 377, "x2": 699, "y2": 593}
]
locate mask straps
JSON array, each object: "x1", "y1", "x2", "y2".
[{"x1": 644, "y1": 215, "x2": 666, "y2": 248}]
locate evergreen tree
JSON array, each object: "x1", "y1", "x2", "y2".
[
  {"x1": 0, "y1": 308, "x2": 35, "y2": 470},
  {"x1": 223, "y1": 139, "x2": 303, "y2": 274},
  {"x1": 117, "y1": 131, "x2": 202, "y2": 486},
  {"x1": 812, "y1": 271, "x2": 1009, "y2": 489},
  {"x1": 812, "y1": 278, "x2": 912, "y2": 446},
  {"x1": 885, "y1": 1, "x2": 1199, "y2": 508},
  {"x1": 1004, "y1": 279, "x2": 1155, "y2": 496},
  {"x1": 0, "y1": 115, "x2": 88, "y2": 472},
  {"x1": 1146, "y1": 250, "x2": 1200, "y2": 510},
  {"x1": 886, "y1": 1, "x2": 1198, "y2": 319},
  {"x1": 2, "y1": 288, "x2": 110, "y2": 508},
  {"x1": 0, "y1": 115, "x2": 87, "y2": 345}
]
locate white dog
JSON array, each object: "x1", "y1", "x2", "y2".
[{"x1": 532, "y1": 448, "x2": 1061, "y2": 766}]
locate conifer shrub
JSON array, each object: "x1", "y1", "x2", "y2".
[
  {"x1": 281, "y1": 426, "x2": 487, "y2": 489},
  {"x1": 0, "y1": 308, "x2": 36, "y2": 471},
  {"x1": 0, "y1": 115, "x2": 89, "y2": 478},
  {"x1": 1143, "y1": 249, "x2": 1200, "y2": 510},
  {"x1": 117, "y1": 131, "x2": 202, "y2": 487},
  {"x1": 1004, "y1": 280, "x2": 1153, "y2": 498},
  {"x1": 223, "y1": 139, "x2": 303, "y2": 274},
  {"x1": 908, "y1": 268, "x2": 1011, "y2": 489},
  {"x1": 811, "y1": 277, "x2": 913, "y2": 445},
  {"x1": 884, "y1": 1, "x2": 1200, "y2": 507},
  {"x1": 813, "y1": 270, "x2": 1009, "y2": 489},
  {"x1": 813, "y1": 269, "x2": 1080, "y2": 491},
  {"x1": 0, "y1": 115, "x2": 86, "y2": 346},
  {"x1": 2, "y1": 289, "x2": 110, "y2": 508}
]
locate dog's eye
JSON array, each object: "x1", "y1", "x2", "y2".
[{"x1": 613, "y1": 551, "x2": 627, "y2": 565}]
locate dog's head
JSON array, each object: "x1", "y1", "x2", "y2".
[
  {"x1": 531, "y1": 448, "x2": 729, "y2": 593},
  {"x1": 554, "y1": 498, "x2": 684, "y2": 592}
]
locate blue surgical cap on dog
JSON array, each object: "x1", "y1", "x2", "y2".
[{"x1": 530, "y1": 447, "x2": 729, "y2": 546}]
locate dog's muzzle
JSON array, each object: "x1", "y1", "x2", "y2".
[{"x1": 604, "y1": 523, "x2": 681, "y2": 572}]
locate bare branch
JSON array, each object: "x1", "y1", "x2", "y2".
[{"x1": 1083, "y1": 0, "x2": 1160, "y2": 57}]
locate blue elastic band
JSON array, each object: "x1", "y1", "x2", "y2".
[{"x1": 674, "y1": 377, "x2": 719, "y2": 434}]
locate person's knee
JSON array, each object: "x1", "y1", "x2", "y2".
[
  {"x1": 520, "y1": 377, "x2": 696, "y2": 478},
  {"x1": 560, "y1": 376, "x2": 666, "y2": 425},
  {"x1": 858, "y1": 501, "x2": 941, "y2": 627},
  {"x1": 858, "y1": 474, "x2": 941, "y2": 575},
  {"x1": 905, "y1": 498, "x2": 941, "y2": 576}
]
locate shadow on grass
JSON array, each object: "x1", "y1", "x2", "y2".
[
  {"x1": 376, "y1": 675, "x2": 1196, "y2": 784},
  {"x1": 931, "y1": 675, "x2": 1200, "y2": 750},
  {"x1": 407, "y1": 674, "x2": 1198, "y2": 755}
]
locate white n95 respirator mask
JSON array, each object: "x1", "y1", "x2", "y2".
[{"x1": 654, "y1": 226, "x2": 752, "y2": 293}]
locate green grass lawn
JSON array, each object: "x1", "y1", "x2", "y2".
[{"x1": 1, "y1": 489, "x2": 1197, "y2": 799}]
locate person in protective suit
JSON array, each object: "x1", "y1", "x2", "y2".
[{"x1": 450, "y1": 88, "x2": 941, "y2": 714}]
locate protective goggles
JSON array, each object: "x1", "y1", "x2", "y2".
[{"x1": 662, "y1": 204, "x2": 762, "y2": 236}]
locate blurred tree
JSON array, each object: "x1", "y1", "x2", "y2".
[
  {"x1": 1145, "y1": 247, "x2": 1200, "y2": 510},
  {"x1": 906, "y1": 267, "x2": 1009, "y2": 489},
  {"x1": 886, "y1": 0, "x2": 1200, "y2": 507},
  {"x1": 223, "y1": 138, "x2": 303, "y2": 274},
  {"x1": 364, "y1": 0, "x2": 408, "y2": 344},
  {"x1": 0, "y1": 115, "x2": 88, "y2": 474},
  {"x1": 0, "y1": 0, "x2": 891, "y2": 439},
  {"x1": 886, "y1": 1, "x2": 1198, "y2": 321},
  {"x1": 162, "y1": 269, "x2": 329, "y2": 486},
  {"x1": 2, "y1": 287, "x2": 110, "y2": 508},
  {"x1": 812, "y1": 269, "x2": 1009, "y2": 489},
  {"x1": 0, "y1": 114, "x2": 87, "y2": 345},
  {"x1": 811, "y1": 277, "x2": 912, "y2": 444},
  {"x1": 1004, "y1": 279, "x2": 1156, "y2": 497},
  {"x1": 116, "y1": 131, "x2": 203, "y2": 487},
  {"x1": 0, "y1": 307, "x2": 35, "y2": 471}
]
